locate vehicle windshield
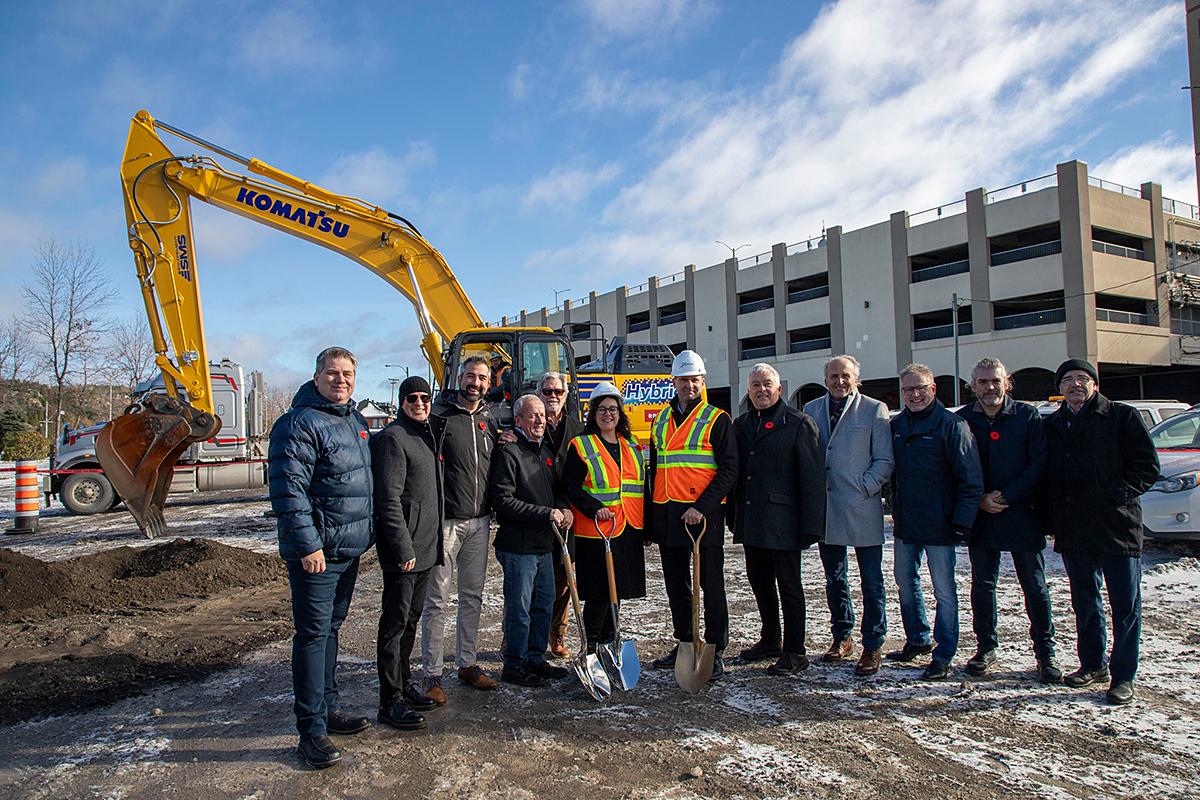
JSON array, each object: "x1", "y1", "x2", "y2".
[
  {"x1": 1150, "y1": 411, "x2": 1200, "y2": 450},
  {"x1": 518, "y1": 337, "x2": 573, "y2": 394}
]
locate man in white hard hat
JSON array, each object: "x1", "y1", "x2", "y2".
[{"x1": 646, "y1": 350, "x2": 738, "y2": 681}]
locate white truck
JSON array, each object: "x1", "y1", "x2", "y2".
[{"x1": 48, "y1": 360, "x2": 268, "y2": 514}]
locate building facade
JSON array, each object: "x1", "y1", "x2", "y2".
[{"x1": 498, "y1": 160, "x2": 1200, "y2": 411}]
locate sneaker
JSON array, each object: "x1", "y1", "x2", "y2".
[
  {"x1": 1106, "y1": 679, "x2": 1135, "y2": 705},
  {"x1": 377, "y1": 702, "x2": 427, "y2": 732},
  {"x1": 821, "y1": 639, "x2": 854, "y2": 662},
  {"x1": 652, "y1": 645, "x2": 680, "y2": 669},
  {"x1": 525, "y1": 659, "x2": 570, "y2": 680},
  {"x1": 767, "y1": 653, "x2": 810, "y2": 675},
  {"x1": 457, "y1": 665, "x2": 499, "y2": 691},
  {"x1": 1064, "y1": 665, "x2": 1110, "y2": 688},
  {"x1": 298, "y1": 734, "x2": 342, "y2": 768},
  {"x1": 402, "y1": 686, "x2": 437, "y2": 712},
  {"x1": 501, "y1": 665, "x2": 547, "y2": 687},
  {"x1": 965, "y1": 649, "x2": 998, "y2": 676},
  {"x1": 1037, "y1": 661, "x2": 1063, "y2": 685},
  {"x1": 738, "y1": 639, "x2": 783, "y2": 662},
  {"x1": 921, "y1": 660, "x2": 950, "y2": 681},
  {"x1": 886, "y1": 642, "x2": 934, "y2": 662},
  {"x1": 326, "y1": 709, "x2": 370, "y2": 735},
  {"x1": 855, "y1": 648, "x2": 882, "y2": 677}
]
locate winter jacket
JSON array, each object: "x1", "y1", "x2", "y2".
[
  {"x1": 433, "y1": 393, "x2": 498, "y2": 520},
  {"x1": 1045, "y1": 393, "x2": 1160, "y2": 557},
  {"x1": 546, "y1": 412, "x2": 585, "y2": 478},
  {"x1": 729, "y1": 400, "x2": 826, "y2": 551},
  {"x1": 956, "y1": 396, "x2": 1047, "y2": 552},
  {"x1": 890, "y1": 400, "x2": 984, "y2": 546},
  {"x1": 488, "y1": 431, "x2": 570, "y2": 555},
  {"x1": 370, "y1": 412, "x2": 445, "y2": 572},
  {"x1": 268, "y1": 381, "x2": 373, "y2": 561}
]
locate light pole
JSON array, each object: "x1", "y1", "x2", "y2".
[
  {"x1": 553, "y1": 288, "x2": 571, "y2": 308},
  {"x1": 951, "y1": 292, "x2": 968, "y2": 405},
  {"x1": 716, "y1": 240, "x2": 751, "y2": 262},
  {"x1": 387, "y1": 377, "x2": 401, "y2": 414}
]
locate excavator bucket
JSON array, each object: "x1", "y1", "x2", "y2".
[{"x1": 96, "y1": 394, "x2": 220, "y2": 540}]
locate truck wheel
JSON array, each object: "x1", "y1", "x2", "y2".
[{"x1": 60, "y1": 472, "x2": 116, "y2": 515}]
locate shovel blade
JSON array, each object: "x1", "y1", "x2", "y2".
[
  {"x1": 598, "y1": 638, "x2": 641, "y2": 691},
  {"x1": 674, "y1": 640, "x2": 717, "y2": 693},
  {"x1": 573, "y1": 653, "x2": 612, "y2": 701}
]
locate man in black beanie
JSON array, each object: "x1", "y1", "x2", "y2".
[
  {"x1": 1044, "y1": 358, "x2": 1158, "y2": 705},
  {"x1": 371, "y1": 375, "x2": 444, "y2": 730}
]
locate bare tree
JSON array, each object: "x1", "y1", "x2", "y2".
[
  {"x1": 105, "y1": 314, "x2": 157, "y2": 391},
  {"x1": 22, "y1": 240, "x2": 117, "y2": 434},
  {"x1": 0, "y1": 317, "x2": 34, "y2": 382}
]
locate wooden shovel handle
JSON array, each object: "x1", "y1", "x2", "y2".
[{"x1": 605, "y1": 548, "x2": 619, "y2": 605}]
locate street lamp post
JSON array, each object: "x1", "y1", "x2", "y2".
[
  {"x1": 951, "y1": 292, "x2": 968, "y2": 405},
  {"x1": 553, "y1": 288, "x2": 571, "y2": 308},
  {"x1": 716, "y1": 240, "x2": 752, "y2": 262}
]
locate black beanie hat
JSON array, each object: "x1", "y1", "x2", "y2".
[
  {"x1": 399, "y1": 375, "x2": 432, "y2": 398},
  {"x1": 1054, "y1": 358, "x2": 1098, "y2": 387}
]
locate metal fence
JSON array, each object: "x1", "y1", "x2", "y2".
[
  {"x1": 911, "y1": 259, "x2": 970, "y2": 283},
  {"x1": 990, "y1": 239, "x2": 1062, "y2": 267},
  {"x1": 993, "y1": 308, "x2": 1066, "y2": 331}
]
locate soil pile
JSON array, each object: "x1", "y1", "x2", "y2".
[{"x1": 0, "y1": 538, "x2": 285, "y2": 622}]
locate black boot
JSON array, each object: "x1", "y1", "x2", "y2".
[
  {"x1": 652, "y1": 644, "x2": 680, "y2": 669},
  {"x1": 378, "y1": 701, "x2": 427, "y2": 731},
  {"x1": 298, "y1": 735, "x2": 342, "y2": 768}
]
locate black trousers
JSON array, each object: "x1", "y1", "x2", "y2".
[
  {"x1": 660, "y1": 544, "x2": 729, "y2": 650},
  {"x1": 744, "y1": 545, "x2": 806, "y2": 655},
  {"x1": 377, "y1": 567, "x2": 432, "y2": 707},
  {"x1": 583, "y1": 599, "x2": 617, "y2": 647},
  {"x1": 969, "y1": 546, "x2": 1055, "y2": 663}
]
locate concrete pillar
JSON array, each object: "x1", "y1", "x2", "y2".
[
  {"x1": 520, "y1": 309, "x2": 528, "y2": 326},
  {"x1": 538, "y1": 307, "x2": 549, "y2": 327},
  {"x1": 648, "y1": 276, "x2": 660, "y2": 342},
  {"x1": 1057, "y1": 161, "x2": 1098, "y2": 362},
  {"x1": 1142, "y1": 181, "x2": 1171, "y2": 329},
  {"x1": 684, "y1": 265, "x2": 697, "y2": 348},
  {"x1": 589, "y1": 291, "x2": 600, "y2": 358},
  {"x1": 562, "y1": 298, "x2": 572, "y2": 333},
  {"x1": 890, "y1": 211, "x2": 913, "y2": 370},
  {"x1": 826, "y1": 227, "x2": 847, "y2": 353},
  {"x1": 966, "y1": 187, "x2": 993, "y2": 333},
  {"x1": 771, "y1": 242, "x2": 788, "y2": 357},
  {"x1": 501, "y1": 315, "x2": 509, "y2": 327},
  {"x1": 615, "y1": 287, "x2": 628, "y2": 337},
  {"x1": 725, "y1": 257, "x2": 740, "y2": 400}
]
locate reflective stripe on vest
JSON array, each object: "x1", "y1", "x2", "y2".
[
  {"x1": 652, "y1": 401, "x2": 725, "y2": 504},
  {"x1": 571, "y1": 434, "x2": 645, "y2": 538}
]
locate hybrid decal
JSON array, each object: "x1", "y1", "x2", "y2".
[
  {"x1": 616, "y1": 378, "x2": 675, "y2": 406},
  {"x1": 234, "y1": 187, "x2": 349, "y2": 238},
  {"x1": 175, "y1": 234, "x2": 192, "y2": 281}
]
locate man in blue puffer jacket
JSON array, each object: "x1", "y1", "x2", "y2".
[{"x1": 269, "y1": 346, "x2": 374, "y2": 769}]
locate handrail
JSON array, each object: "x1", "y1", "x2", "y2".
[
  {"x1": 1088, "y1": 175, "x2": 1142, "y2": 199},
  {"x1": 737, "y1": 249, "x2": 772, "y2": 269},
  {"x1": 994, "y1": 307, "x2": 1065, "y2": 330},
  {"x1": 991, "y1": 239, "x2": 1062, "y2": 267},
  {"x1": 1096, "y1": 308, "x2": 1154, "y2": 326},
  {"x1": 909, "y1": 199, "x2": 966, "y2": 227},
  {"x1": 787, "y1": 285, "x2": 830, "y2": 303},
  {"x1": 985, "y1": 174, "x2": 1056, "y2": 203},
  {"x1": 1092, "y1": 240, "x2": 1148, "y2": 261},
  {"x1": 1164, "y1": 196, "x2": 1200, "y2": 221},
  {"x1": 911, "y1": 259, "x2": 970, "y2": 283},
  {"x1": 788, "y1": 337, "x2": 832, "y2": 353},
  {"x1": 786, "y1": 235, "x2": 825, "y2": 255}
]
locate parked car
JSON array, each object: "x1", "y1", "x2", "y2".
[
  {"x1": 1142, "y1": 451, "x2": 1200, "y2": 542},
  {"x1": 1148, "y1": 409, "x2": 1200, "y2": 452},
  {"x1": 1036, "y1": 399, "x2": 1190, "y2": 428}
]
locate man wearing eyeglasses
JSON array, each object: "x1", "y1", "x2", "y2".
[
  {"x1": 538, "y1": 371, "x2": 585, "y2": 658},
  {"x1": 1045, "y1": 358, "x2": 1158, "y2": 705},
  {"x1": 888, "y1": 363, "x2": 983, "y2": 681},
  {"x1": 370, "y1": 376, "x2": 443, "y2": 732}
]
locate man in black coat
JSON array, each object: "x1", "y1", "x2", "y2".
[
  {"x1": 370, "y1": 376, "x2": 444, "y2": 732},
  {"x1": 646, "y1": 350, "x2": 738, "y2": 680},
  {"x1": 956, "y1": 357, "x2": 1059, "y2": 683},
  {"x1": 488, "y1": 393, "x2": 574, "y2": 687},
  {"x1": 729, "y1": 363, "x2": 825, "y2": 675},
  {"x1": 1045, "y1": 358, "x2": 1159, "y2": 705}
]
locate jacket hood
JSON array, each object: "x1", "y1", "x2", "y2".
[{"x1": 291, "y1": 380, "x2": 354, "y2": 416}]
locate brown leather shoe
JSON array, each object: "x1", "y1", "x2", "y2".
[
  {"x1": 822, "y1": 639, "x2": 854, "y2": 662},
  {"x1": 549, "y1": 632, "x2": 570, "y2": 659},
  {"x1": 457, "y1": 665, "x2": 498, "y2": 691},
  {"x1": 855, "y1": 649, "x2": 882, "y2": 676},
  {"x1": 424, "y1": 679, "x2": 448, "y2": 706}
]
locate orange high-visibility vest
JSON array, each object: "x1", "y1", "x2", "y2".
[
  {"x1": 570, "y1": 434, "x2": 645, "y2": 538},
  {"x1": 651, "y1": 400, "x2": 725, "y2": 505}
]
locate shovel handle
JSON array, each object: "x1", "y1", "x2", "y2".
[
  {"x1": 684, "y1": 519, "x2": 706, "y2": 660},
  {"x1": 556, "y1": 524, "x2": 589, "y2": 651},
  {"x1": 605, "y1": 548, "x2": 619, "y2": 605}
]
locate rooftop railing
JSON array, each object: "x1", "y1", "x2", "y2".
[
  {"x1": 985, "y1": 173, "x2": 1056, "y2": 204},
  {"x1": 908, "y1": 199, "x2": 966, "y2": 227},
  {"x1": 786, "y1": 235, "x2": 825, "y2": 255},
  {"x1": 737, "y1": 249, "x2": 772, "y2": 269},
  {"x1": 1088, "y1": 175, "x2": 1143, "y2": 199},
  {"x1": 1164, "y1": 196, "x2": 1200, "y2": 221}
]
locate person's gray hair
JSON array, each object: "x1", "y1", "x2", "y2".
[
  {"x1": 512, "y1": 392, "x2": 544, "y2": 418},
  {"x1": 747, "y1": 363, "x2": 779, "y2": 382},
  {"x1": 824, "y1": 354, "x2": 861, "y2": 380},
  {"x1": 539, "y1": 371, "x2": 567, "y2": 389},
  {"x1": 971, "y1": 356, "x2": 1009, "y2": 381},
  {"x1": 315, "y1": 346, "x2": 356, "y2": 373},
  {"x1": 899, "y1": 363, "x2": 935, "y2": 383},
  {"x1": 458, "y1": 355, "x2": 491, "y2": 378}
]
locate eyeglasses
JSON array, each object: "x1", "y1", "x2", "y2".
[
  {"x1": 404, "y1": 393, "x2": 431, "y2": 404},
  {"x1": 900, "y1": 384, "x2": 933, "y2": 395},
  {"x1": 596, "y1": 406, "x2": 621, "y2": 416},
  {"x1": 540, "y1": 388, "x2": 565, "y2": 397},
  {"x1": 1059, "y1": 376, "x2": 1094, "y2": 387}
]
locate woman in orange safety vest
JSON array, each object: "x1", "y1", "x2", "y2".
[{"x1": 563, "y1": 382, "x2": 647, "y2": 652}]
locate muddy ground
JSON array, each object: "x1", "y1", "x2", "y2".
[{"x1": 0, "y1": 489, "x2": 1198, "y2": 799}]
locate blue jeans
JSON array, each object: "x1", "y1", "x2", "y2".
[
  {"x1": 286, "y1": 556, "x2": 359, "y2": 738},
  {"x1": 496, "y1": 549, "x2": 556, "y2": 669},
  {"x1": 1061, "y1": 551, "x2": 1142, "y2": 681},
  {"x1": 969, "y1": 547, "x2": 1055, "y2": 662},
  {"x1": 819, "y1": 543, "x2": 887, "y2": 651},
  {"x1": 893, "y1": 542, "x2": 958, "y2": 664}
]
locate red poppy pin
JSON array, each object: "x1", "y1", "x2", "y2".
[
  {"x1": 765, "y1": 421, "x2": 775, "y2": 429},
  {"x1": 989, "y1": 431, "x2": 1000, "y2": 441},
  {"x1": 479, "y1": 422, "x2": 486, "y2": 430},
  {"x1": 359, "y1": 430, "x2": 369, "y2": 439},
  {"x1": 546, "y1": 457, "x2": 554, "y2": 467}
]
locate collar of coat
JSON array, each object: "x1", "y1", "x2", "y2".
[
  {"x1": 1051, "y1": 392, "x2": 1110, "y2": 429},
  {"x1": 960, "y1": 394, "x2": 1017, "y2": 423},
  {"x1": 894, "y1": 398, "x2": 948, "y2": 437}
]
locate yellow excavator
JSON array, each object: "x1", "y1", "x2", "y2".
[{"x1": 101, "y1": 109, "x2": 579, "y2": 538}]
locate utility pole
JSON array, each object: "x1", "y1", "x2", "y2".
[
  {"x1": 553, "y1": 288, "x2": 571, "y2": 308},
  {"x1": 952, "y1": 292, "x2": 963, "y2": 405},
  {"x1": 1186, "y1": 3, "x2": 1200, "y2": 206},
  {"x1": 715, "y1": 240, "x2": 751, "y2": 261}
]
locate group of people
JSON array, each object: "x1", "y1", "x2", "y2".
[{"x1": 268, "y1": 345, "x2": 1160, "y2": 770}]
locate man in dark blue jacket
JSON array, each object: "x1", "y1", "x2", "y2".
[
  {"x1": 269, "y1": 347, "x2": 374, "y2": 769},
  {"x1": 888, "y1": 363, "x2": 983, "y2": 680},
  {"x1": 956, "y1": 357, "x2": 1059, "y2": 683}
]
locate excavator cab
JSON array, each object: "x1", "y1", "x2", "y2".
[{"x1": 444, "y1": 329, "x2": 581, "y2": 427}]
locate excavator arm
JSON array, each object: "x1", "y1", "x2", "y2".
[{"x1": 103, "y1": 109, "x2": 491, "y2": 537}]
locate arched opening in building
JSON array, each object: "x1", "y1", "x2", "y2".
[
  {"x1": 934, "y1": 375, "x2": 970, "y2": 409},
  {"x1": 1010, "y1": 367, "x2": 1056, "y2": 402},
  {"x1": 859, "y1": 377, "x2": 898, "y2": 413},
  {"x1": 791, "y1": 383, "x2": 826, "y2": 408}
]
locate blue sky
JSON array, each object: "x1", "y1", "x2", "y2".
[{"x1": 0, "y1": 0, "x2": 1191, "y2": 401}]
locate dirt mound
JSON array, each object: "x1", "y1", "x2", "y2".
[{"x1": 0, "y1": 538, "x2": 285, "y2": 622}]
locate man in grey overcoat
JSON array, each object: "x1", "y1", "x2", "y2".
[{"x1": 804, "y1": 355, "x2": 895, "y2": 676}]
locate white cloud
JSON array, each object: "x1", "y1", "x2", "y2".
[
  {"x1": 33, "y1": 156, "x2": 93, "y2": 201},
  {"x1": 235, "y1": 3, "x2": 356, "y2": 78},
  {"x1": 578, "y1": 0, "x2": 715, "y2": 40},
  {"x1": 320, "y1": 143, "x2": 437, "y2": 206},
  {"x1": 536, "y1": 0, "x2": 1179, "y2": 284},
  {"x1": 1094, "y1": 137, "x2": 1198, "y2": 206},
  {"x1": 523, "y1": 162, "x2": 622, "y2": 210},
  {"x1": 509, "y1": 62, "x2": 533, "y2": 101}
]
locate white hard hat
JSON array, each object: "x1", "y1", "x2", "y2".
[
  {"x1": 589, "y1": 381, "x2": 623, "y2": 403},
  {"x1": 671, "y1": 350, "x2": 707, "y2": 377}
]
